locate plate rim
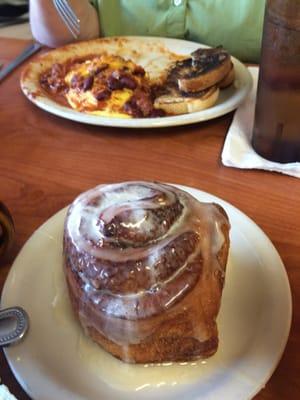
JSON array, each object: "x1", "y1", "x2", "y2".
[
  {"x1": 1, "y1": 184, "x2": 292, "y2": 400},
  {"x1": 20, "y1": 36, "x2": 253, "y2": 128}
]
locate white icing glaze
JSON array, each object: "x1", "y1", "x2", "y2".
[
  {"x1": 66, "y1": 182, "x2": 179, "y2": 259},
  {"x1": 66, "y1": 182, "x2": 225, "y2": 262},
  {"x1": 52, "y1": 254, "x2": 214, "y2": 391},
  {"x1": 64, "y1": 182, "x2": 230, "y2": 347}
]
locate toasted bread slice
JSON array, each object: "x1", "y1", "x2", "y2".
[
  {"x1": 154, "y1": 86, "x2": 219, "y2": 115},
  {"x1": 218, "y1": 62, "x2": 235, "y2": 88},
  {"x1": 168, "y1": 47, "x2": 231, "y2": 93}
]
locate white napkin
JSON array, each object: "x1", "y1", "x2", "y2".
[
  {"x1": 0, "y1": 384, "x2": 18, "y2": 400},
  {"x1": 222, "y1": 66, "x2": 300, "y2": 178}
]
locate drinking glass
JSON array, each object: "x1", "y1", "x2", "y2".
[{"x1": 252, "y1": 0, "x2": 300, "y2": 163}]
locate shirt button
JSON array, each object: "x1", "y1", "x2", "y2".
[{"x1": 173, "y1": 0, "x2": 182, "y2": 6}]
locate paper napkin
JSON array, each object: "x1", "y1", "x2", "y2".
[{"x1": 0, "y1": 384, "x2": 18, "y2": 400}]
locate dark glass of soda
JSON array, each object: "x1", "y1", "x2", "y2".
[{"x1": 252, "y1": 0, "x2": 300, "y2": 163}]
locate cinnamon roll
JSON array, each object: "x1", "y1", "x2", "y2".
[{"x1": 63, "y1": 182, "x2": 230, "y2": 363}]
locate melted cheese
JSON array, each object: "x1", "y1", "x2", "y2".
[
  {"x1": 65, "y1": 60, "x2": 92, "y2": 84},
  {"x1": 64, "y1": 55, "x2": 142, "y2": 118}
]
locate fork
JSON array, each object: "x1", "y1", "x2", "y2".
[{"x1": 53, "y1": 0, "x2": 80, "y2": 39}]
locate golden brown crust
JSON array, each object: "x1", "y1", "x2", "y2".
[
  {"x1": 178, "y1": 57, "x2": 232, "y2": 92},
  {"x1": 154, "y1": 86, "x2": 219, "y2": 115},
  {"x1": 219, "y1": 63, "x2": 235, "y2": 89}
]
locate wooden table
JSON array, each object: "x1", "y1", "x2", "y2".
[{"x1": 0, "y1": 38, "x2": 299, "y2": 400}]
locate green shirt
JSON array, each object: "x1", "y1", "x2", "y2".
[{"x1": 91, "y1": 0, "x2": 265, "y2": 62}]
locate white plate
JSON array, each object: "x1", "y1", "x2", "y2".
[
  {"x1": 21, "y1": 37, "x2": 252, "y2": 128},
  {"x1": 1, "y1": 185, "x2": 291, "y2": 400}
]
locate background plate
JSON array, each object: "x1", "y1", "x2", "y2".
[
  {"x1": 21, "y1": 37, "x2": 252, "y2": 128},
  {"x1": 1, "y1": 185, "x2": 291, "y2": 400}
]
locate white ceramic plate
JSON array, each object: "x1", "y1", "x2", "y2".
[
  {"x1": 1, "y1": 185, "x2": 291, "y2": 400},
  {"x1": 21, "y1": 37, "x2": 252, "y2": 128}
]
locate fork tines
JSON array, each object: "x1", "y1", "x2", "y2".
[{"x1": 53, "y1": 0, "x2": 80, "y2": 39}]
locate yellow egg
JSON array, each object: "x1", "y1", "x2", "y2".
[{"x1": 63, "y1": 55, "x2": 143, "y2": 117}]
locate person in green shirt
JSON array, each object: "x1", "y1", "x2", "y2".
[{"x1": 30, "y1": 0, "x2": 265, "y2": 62}]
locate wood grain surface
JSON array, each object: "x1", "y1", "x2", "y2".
[{"x1": 0, "y1": 38, "x2": 299, "y2": 400}]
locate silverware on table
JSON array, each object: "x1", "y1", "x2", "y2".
[
  {"x1": 0, "y1": 307, "x2": 29, "y2": 347},
  {"x1": 53, "y1": 0, "x2": 80, "y2": 39},
  {"x1": 0, "y1": 41, "x2": 42, "y2": 83}
]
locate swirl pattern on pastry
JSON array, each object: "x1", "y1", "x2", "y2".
[{"x1": 64, "y1": 181, "x2": 230, "y2": 362}]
